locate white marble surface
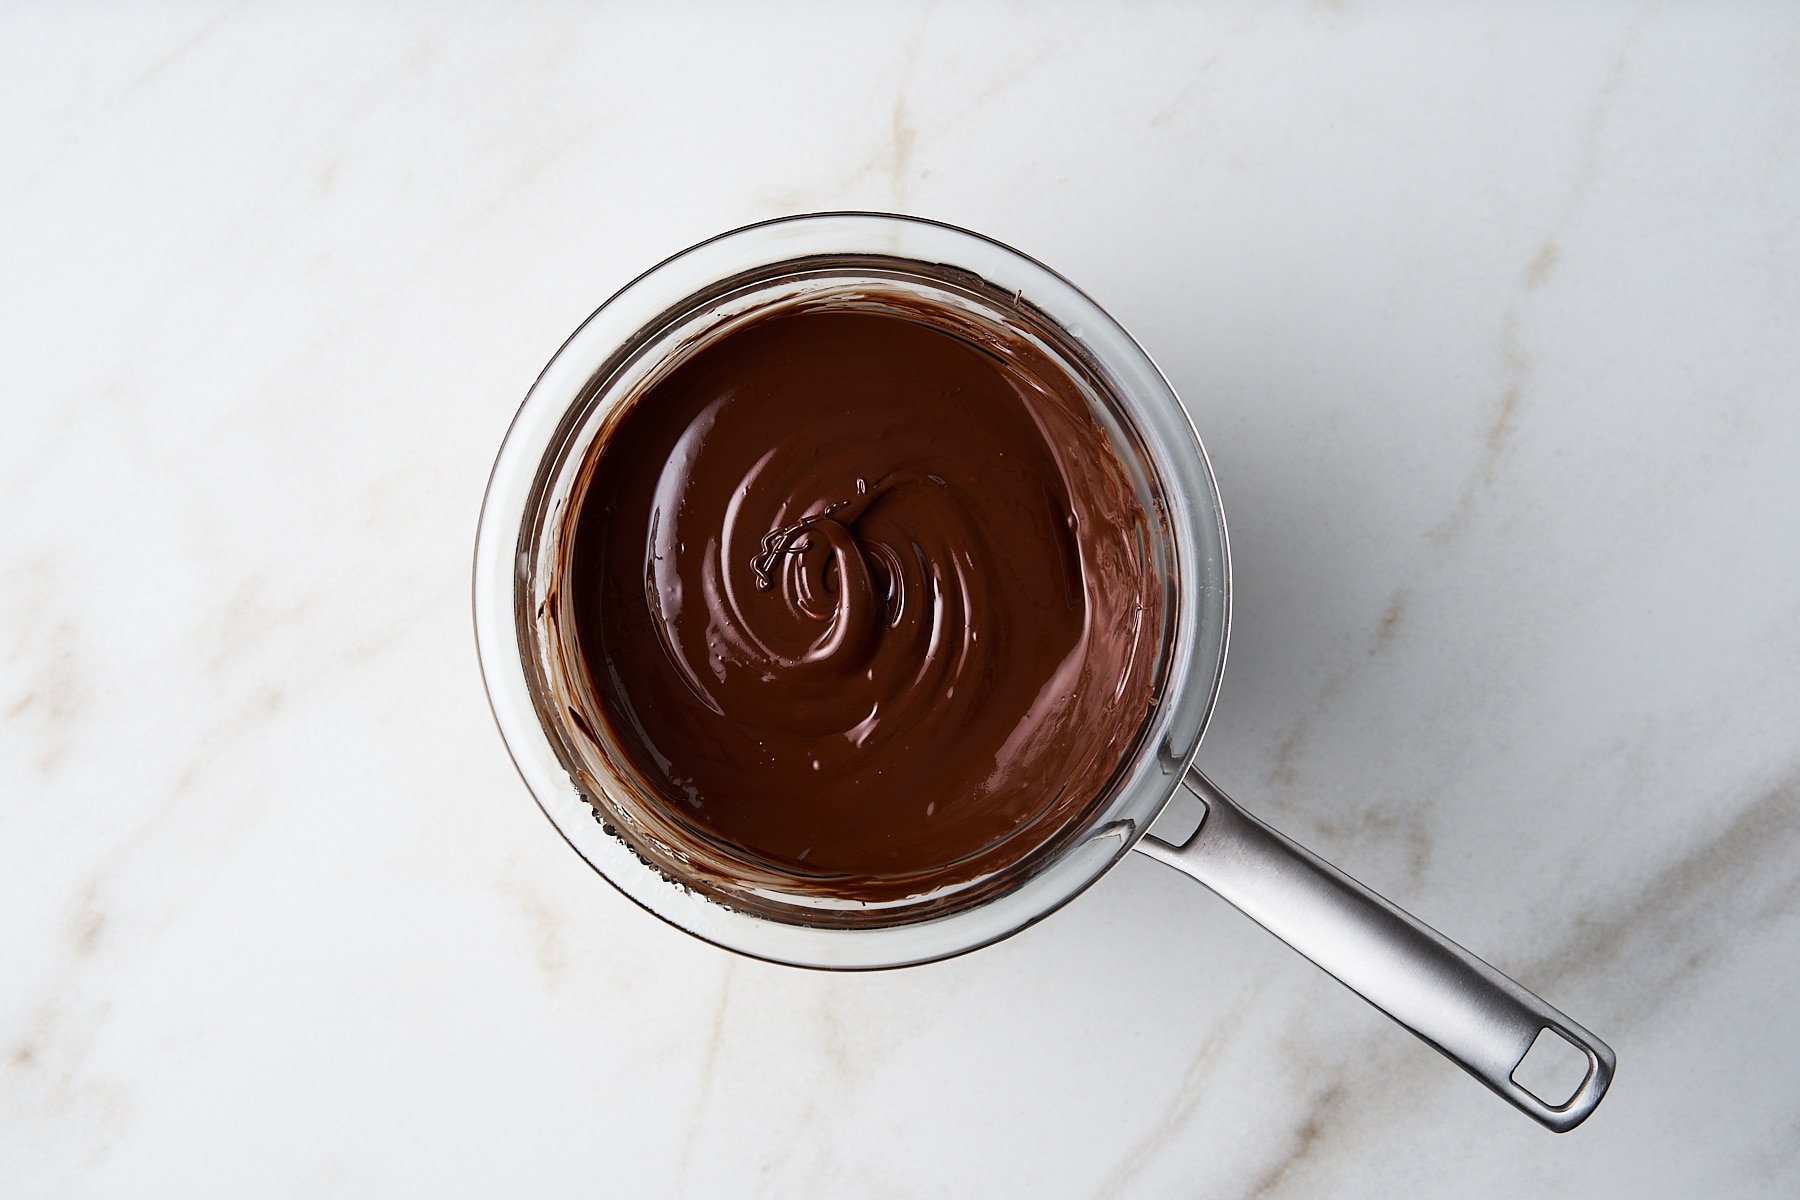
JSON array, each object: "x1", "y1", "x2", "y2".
[{"x1": 5, "y1": 1, "x2": 1799, "y2": 1195}]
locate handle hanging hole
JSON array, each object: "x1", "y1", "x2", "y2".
[{"x1": 1512, "y1": 1026, "x2": 1593, "y2": 1108}]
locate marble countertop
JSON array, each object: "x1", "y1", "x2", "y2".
[{"x1": 6, "y1": 3, "x2": 1798, "y2": 1195}]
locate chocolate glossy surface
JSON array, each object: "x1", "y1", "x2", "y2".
[{"x1": 568, "y1": 303, "x2": 1159, "y2": 898}]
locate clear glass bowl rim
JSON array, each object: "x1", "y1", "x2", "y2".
[{"x1": 472, "y1": 212, "x2": 1231, "y2": 969}]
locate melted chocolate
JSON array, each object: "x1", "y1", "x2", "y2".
[{"x1": 566, "y1": 302, "x2": 1159, "y2": 900}]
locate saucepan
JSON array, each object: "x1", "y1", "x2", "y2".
[{"x1": 472, "y1": 212, "x2": 1615, "y2": 1131}]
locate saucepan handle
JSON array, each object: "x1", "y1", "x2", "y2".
[{"x1": 1136, "y1": 769, "x2": 1615, "y2": 1132}]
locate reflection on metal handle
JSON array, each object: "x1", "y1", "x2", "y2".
[{"x1": 1138, "y1": 770, "x2": 1615, "y2": 1132}]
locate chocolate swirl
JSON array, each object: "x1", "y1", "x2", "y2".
[{"x1": 567, "y1": 303, "x2": 1160, "y2": 898}]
